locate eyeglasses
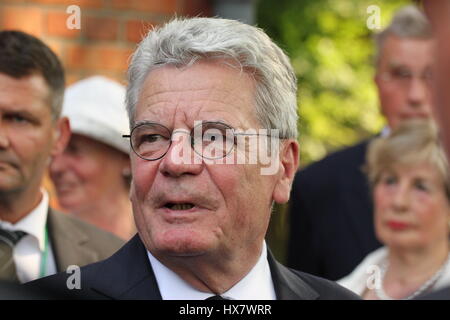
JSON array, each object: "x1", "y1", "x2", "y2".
[
  {"x1": 380, "y1": 66, "x2": 433, "y2": 88},
  {"x1": 122, "y1": 121, "x2": 281, "y2": 161}
]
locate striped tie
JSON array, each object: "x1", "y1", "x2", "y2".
[{"x1": 0, "y1": 228, "x2": 26, "y2": 282}]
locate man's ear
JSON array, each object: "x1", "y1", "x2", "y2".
[
  {"x1": 51, "y1": 116, "x2": 71, "y2": 156},
  {"x1": 374, "y1": 71, "x2": 384, "y2": 90},
  {"x1": 272, "y1": 139, "x2": 299, "y2": 204}
]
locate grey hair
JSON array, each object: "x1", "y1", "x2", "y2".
[
  {"x1": 126, "y1": 17, "x2": 298, "y2": 139},
  {"x1": 374, "y1": 5, "x2": 432, "y2": 64}
]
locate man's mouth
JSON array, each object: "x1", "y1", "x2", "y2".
[
  {"x1": 54, "y1": 181, "x2": 77, "y2": 194},
  {"x1": 0, "y1": 161, "x2": 15, "y2": 169},
  {"x1": 164, "y1": 203, "x2": 195, "y2": 210}
]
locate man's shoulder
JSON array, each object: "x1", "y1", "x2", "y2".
[
  {"x1": 289, "y1": 268, "x2": 360, "y2": 300},
  {"x1": 48, "y1": 208, "x2": 125, "y2": 249},
  {"x1": 23, "y1": 260, "x2": 104, "y2": 299},
  {"x1": 25, "y1": 241, "x2": 130, "y2": 299},
  {"x1": 292, "y1": 139, "x2": 372, "y2": 191},
  {"x1": 301, "y1": 139, "x2": 371, "y2": 174},
  {"x1": 25, "y1": 234, "x2": 156, "y2": 299},
  {"x1": 269, "y1": 252, "x2": 359, "y2": 300},
  {"x1": 47, "y1": 208, "x2": 125, "y2": 269}
]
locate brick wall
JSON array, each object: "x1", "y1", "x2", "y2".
[
  {"x1": 0, "y1": 0, "x2": 213, "y2": 85},
  {"x1": 0, "y1": 0, "x2": 212, "y2": 208}
]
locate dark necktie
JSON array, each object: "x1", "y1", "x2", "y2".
[
  {"x1": 205, "y1": 295, "x2": 228, "y2": 300},
  {"x1": 0, "y1": 228, "x2": 26, "y2": 282}
]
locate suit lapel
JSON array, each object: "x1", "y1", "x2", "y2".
[
  {"x1": 47, "y1": 209, "x2": 99, "y2": 272},
  {"x1": 82, "y1": 236, "x2": 320, "y2": 300},
  {"x1": 87, "y1": 235, "x2": 162, "y2": 300},
  {"x1": 267, "y1": 249, "x2": 319, "y2": 300}
]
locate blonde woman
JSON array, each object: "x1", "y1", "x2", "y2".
[{"x1": 339, "y1": 119, "x2": 450, "y2": 299}]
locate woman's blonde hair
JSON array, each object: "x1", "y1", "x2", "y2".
[{"x1": 366, "y1": 119, "x2": 450, "y2": 200}]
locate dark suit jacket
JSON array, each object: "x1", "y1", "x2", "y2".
[
  {"x1": 28, "y1": 234, "x2": 359, "y2": 300},
  {"x1": 47, "y1": 208, "x2": 125, "y2": 272},
  {"x1": 416, "y1": 287, "x2": 450, "y2": 300},
  {"x1": 287, "y1": 140, "x2": 382, "y2": 281}
]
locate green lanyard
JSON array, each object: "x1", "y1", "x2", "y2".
[{"x1": 39, "y1": 226, "x2": 48, "y2": 278}]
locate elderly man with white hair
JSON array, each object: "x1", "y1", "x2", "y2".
[{"x1": 29, "y1": 17, "x2": 358, "y2": 300}]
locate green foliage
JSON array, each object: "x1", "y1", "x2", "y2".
[
  {"x1": 257, "y1": 0, "x2": 408, "y2": 166},
  {"x1": 257, "y1": 0, "x2": 409, "y2": 263}
]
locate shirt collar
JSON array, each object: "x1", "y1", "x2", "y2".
[
  {"x1": 147, "y1": 241, "x2": 276, "y2": 300},
  {"x1": 381, "y1": 126, "x2": 391, "y2": 137},
  {"x1": 0, "y1": 189, "x2": 49, "y2": 251}
]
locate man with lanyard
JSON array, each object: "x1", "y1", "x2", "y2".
[{"x1": 0, "y1": 30, "x2": 124, "y2": 284}]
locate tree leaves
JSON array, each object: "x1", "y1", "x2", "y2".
[{"x1": 257, "y1": 0, "x2": 408, "y2": 166}]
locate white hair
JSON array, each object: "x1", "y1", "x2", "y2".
[{"x1": 126, "y1": 17, "x2": 298, "y2": 139}]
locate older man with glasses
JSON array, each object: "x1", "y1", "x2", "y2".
[{"x1": 29, "y1": 17, "x2": 357, "y2": 300}]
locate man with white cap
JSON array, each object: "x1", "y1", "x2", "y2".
[{"x1": 50, "y1": 76, "x2": 136, "y2": 240}]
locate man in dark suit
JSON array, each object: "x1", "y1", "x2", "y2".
[
  {"x1": 0, "y1": 31, "x2": 124, "y2": 285},
  {"x1": 29, "y1": 17, "x2": 358, "y2": 300},
  {"x1": 287, "y1": 5, "x2": 435, "y2": 280}
]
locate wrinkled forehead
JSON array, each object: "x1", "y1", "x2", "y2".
[
  {"x1": 134, "y1": 61, "x2": 259, "y2": 129},
  {"x1": 0, "y1": 72, "x2": 53, "y2": 116}
]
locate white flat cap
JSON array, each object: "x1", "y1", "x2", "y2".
[{"x1": 62, "y1": 76, "x2": 130, "y2": 154}]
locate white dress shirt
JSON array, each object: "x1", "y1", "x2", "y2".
[
  {"x1": 381, "y1": 126, "x2": 390, "y2": 137},
  {"x1": 0, "y1": 190, "x2": 57, "y2": 283},
  {"x1": 148, "y1": 241, "x2": 276, "y2": 300}
]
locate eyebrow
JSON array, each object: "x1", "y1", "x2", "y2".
[
  {"x1": 132, "y1": 119, "x2": 236, "y2": 129},
  {"x1": 388, "y1": 62, "x2": 432, "y2": 73},
  {"x1": 3, "y1": 109, "x2": 41, "y2": 124},
  {"x1": 388, "y1": 62, "x2": 408, "y2": 69},
  {"x1": 133, "y1": 120, "x2": 158, "y2": 127},
  {"x1": 196, "y1": 119, "x2": 234, "y2": 127}
]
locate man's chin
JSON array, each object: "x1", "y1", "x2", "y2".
[
  {"x1": 57, "y1": 195, "x2": 82, "y2": 212},
  {"x1": 0, "y1": 180, "x2": 23, "y2": 195},
  {"x1": 153, "y1": 237, "x2": 213, "y2": 258},
  {"x1": 162, "y1": 243, "x2": 210, "y2": 257},
  {"x1": 167, "y1": 250, "x2": 205, "y2": 258}
]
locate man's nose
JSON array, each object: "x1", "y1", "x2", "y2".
[
  {"x1": 159, "y1": 131, "x2": 203, "y2": 178},
  {"x1": 0, "y1": 121, "x2": 10, "y2": 149},
  {"x1": 407, "y1": 76, "x2": 431, "y2": 110}
]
